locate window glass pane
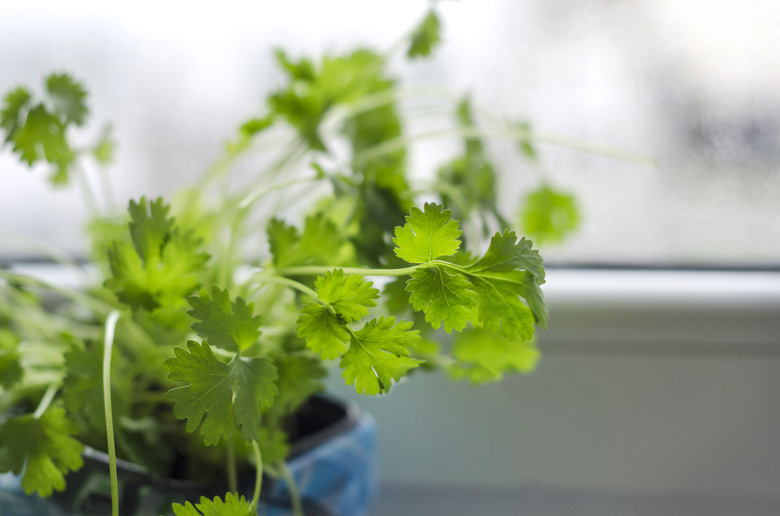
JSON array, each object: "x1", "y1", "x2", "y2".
[{"x1": 1, "y1": 0, "x2": 777, "y2": 266}]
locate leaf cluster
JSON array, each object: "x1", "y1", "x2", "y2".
[
  {"x1": 1, "y1": 73, "x2": 113, "y2": 185},
  {"x1": 0, "y1": 407, "x2": 84, "y2": 497},
  {"x1": 105, "y1": 197, "x2": 210, "y2": 312},
  {"x1": 172, "y1": 492, "x2": 254, "y2": 516},
  {"x1": 395, "y1": 203, "x2": 546, "y2": 336},
  {"x1": 520, "y1": 184, "x2": 581, "y2": 245},
  {"x1": 407, "y1": 10, "x2": 442, "y2": 59},
  {"x1": 296, "y1": 269, "x2": 422, "y2": 395},
  {"x1": 0, "y1": 6, "x2": 597, "y2": 514}
]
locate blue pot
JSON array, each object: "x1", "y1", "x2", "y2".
[{"x1": 0, "y1": 396, "x2": 377, "y2": 516}]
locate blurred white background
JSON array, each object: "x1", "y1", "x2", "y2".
[{"x1": 2, "y1": 0, "x2": 779, "y2": 266}]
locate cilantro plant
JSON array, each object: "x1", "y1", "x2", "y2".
[{"x1": 0, "y1": 6, "x2": 645, "y2": 516}]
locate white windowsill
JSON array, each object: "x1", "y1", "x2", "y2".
[
  {"x1": 542, "y1": 268, "x2": 780, "y2": 352},
  {"x1": 8, "y1": 263, "x2": 780, "y2": 352}
]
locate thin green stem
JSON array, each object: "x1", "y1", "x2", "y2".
[
  {"x1": 250, "y1": 274, "x2": 323, "y2": 305},
  {"x1": 95, "y1": 162, "x2": 117, "y2": 210},
  {"x1": 354, "y1": 126, "x2": 656, "y2": 168},
  {"x1": 8, "y1": 304, "x2": 103, "y2": 341},
  {"x1": 279, "y1": 463, "x2": 304, "y2": 516},
  {"x1": 199, "y1": 145, "x2": 243, "y2": 187},
  {"x1": 32, "y1": 384, "x2": 58, "y2": 419},
  {"x1": 19, "y1": 375, "x2": 64, "y2": 395},
  {"x1": 274, "y1": 264, "x2": 423, "y2": 277},
  {"x1": 250, "y1": 440, "x2": 263, "y2": 514},
  {"x1": 211, "y1": 144, "x2": 312, "y2": 285},
  {"x1": 218, "y1": 206, "x2": 249, "y2": 289},
  {"x1": 275, "y1": 260, "x2": 465, "y2": 281},
  {"x1": 4, "y1": 236, "x2": 88, "y2": 274},
  {"x1": 327, "y1": 89, "x2": 400, "y2": 126},
  {"x1": 432, "y1": 259, "x2": 470, "y2": 274},
  {"x1": 322, "y1": 85, "x2": 453, "y2": 140},
  {"x1": 0, "y1": 271, "x2": 112, "y2": 315},
  {"x1": 384, "y1": 23, "x2": 414, "y2": 61},
  {"x1": 239, "y1": 175, "x2": 323, "y2": 210},
  {"x1": 2, "y1": 272, "x2": 156, "y2": 376},
  {"x1": 204, "y1": 135, "x2": 300, "y2": 191},
  {"x1": 102, "y1": 310, "x2": 121, "y2": 516},
  {"x1": 433, "y1": 259, "x2": 534, "y2": 287},
  {"x1": 240, "y1": 142, "x2": 310, "y2": 196},
  {"x1": 226, "y1": 439, "x2": 238, "y2": 494},
  {"x1": 251, "y1": 273, "x2": 350, "y2": 324},
  {"x1": 74, "y1": 162, "x2": 99, "y2": 215}
]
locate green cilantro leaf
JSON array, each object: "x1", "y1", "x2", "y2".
[
  {"x1": 257, "y1": 425, "x2": 291, "y2": 465},
  {"x1": 516, "y1": 270, "x2": 548, "y2": 329},
  {"x1": 268, "y1": 214, "x2": 352, "y2": 268},
  {"x1": 11, "y1": 104, "x2": 69, "y2": 166},
  {"x1": 171, "y1": 492, "x2": 253, "y2": 516},
  {"x1": 459, "y1": 231, "x2": 548, "y2": 334},
  {"x1": 298, "y1": 270, "x2": 386, "y2": 360},
  {"x1": 49, "y1": 146, "x2": 76, "y2": 185},
  {"x1": 127, "y1": 196, "x2": 172, "y2": 261},
  {"x1": 393, "y1": 203, "x2": 462, "y2": 264},
  {"x1": 45, "y1": 73, "x2": 88, "y2": 126},
  {"x1": 87, "y1": 214, "x2": 127, "y2": 264},
  {"x1": 106, "y1": 197, "x2": 209, "y2": 311},
  {"x1": 383, "y1": 276, "x2": 413, "y2": 315},
  {"x1": 468, "y1": 273, "x2": 537, "y2": 341},
  {"x1": 267, "y1": 89, "x2": 327, "y2": 151},
  {"x1": 314, "y1": 270, "x2": 378, "y2": 322},
  {"x1": 0, "y1": 407, "x2": 84, "y2": 497},
  {"x1": 227, "y1": 115, "x2": 274, "y2": 154},
  {"x1": 299, "y1": 214, "x2": 353, "y2": 265},
  {"x1": 188, "y1": 287, "x2": 262, "y2": 352},
  {"x1": 62, "y1": 341, "x2": 128, "y2": 436},
  {"x1": 340, "y1": 316, "x2": 422, "y2": 395},
  {"x1": 407, "y1": 10, "x2": 442, "y2": 59},
  {"x1": 105, "y1": 242, "x2": 158, "y2": 309},
  {"x1": 267, "y1": 218, "x2": 299, "y2": 266},
  {"x1": 1, "y1": 86, "x2": 32, "y2": 142},
  {"x1": 166, "y1": 341, "x2": 278, "y2": 445},
  {"x1": 92, "y1": 124, "x2": 115, "y2": 164},
  {"x1": 274, "y1": 49, "x2": 316, "y2": 82},
  {"x1": 297, "y1": 304, "x2": 350, "y2": 360},
  {"x1": 269, "y1": 354, "x2": 326, "y2": 420},
  {"x1": 317, "y1": 49, "x2": 388, "y2": 105},
  {"x1": 239, "y1": 115, "x2": 273, "y2": 137},
  {"x1": 269, "y1": 49, "x2": 388, "y2": 151},
  {"x1": 392, "y1": 206, "x2": 547, "y2": 337},
  {"x1": 379, "y1": 276, "x2": 428, "y2": 329},
  {"x1": 466, "y1": 230, "x2": 545, "y2": 283},
  {"x1": 406, "y1": 265, "x2": 477, "y2": 333},
  {"x1": 2, "y1": 75, "x2": 91, "y2": 184},
  {"x1": 0, "y1": 331, "x2": 22, "y2": 390},
  {"x1": 450, "y1": 328, "x2": 539, "y2": 384},
  {"x1": 520, "y1": 184, "x2": 581, "y2": 245},
  {"x1": 350, "y1": 181, "x2": 409, "y2": 266},
  {"x1": 156, "y1": 229, "x2": 211, "y2": 298}
]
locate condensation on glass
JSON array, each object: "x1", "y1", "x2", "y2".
[{"x1": 0, "y1": 0, "x2": 778, "y2": 266}]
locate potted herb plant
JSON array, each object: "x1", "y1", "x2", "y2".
[{"x1": 0, "y1": 7, "x2": 588, "y2": 516}]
